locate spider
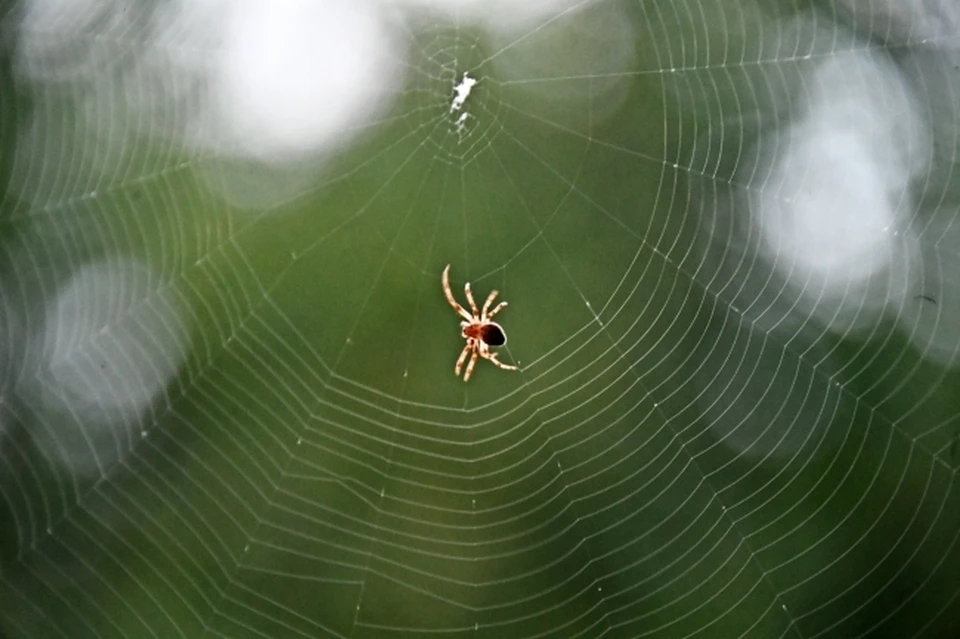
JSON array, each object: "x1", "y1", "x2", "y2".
[{"x1": 442, "y1": 264, "x2": 518, "y2": 382}]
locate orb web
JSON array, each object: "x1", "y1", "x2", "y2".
[{"x1": 1, "y1": 1, "x2": 959, "y2": 638}]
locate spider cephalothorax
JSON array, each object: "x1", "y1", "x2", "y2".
[{"x1": 442, "y1": 264, "x2": 518, "y2": 382}]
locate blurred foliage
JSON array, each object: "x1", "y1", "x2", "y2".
[{"x1": 0, "y1": 1, "x2": 958, "y2": 638}]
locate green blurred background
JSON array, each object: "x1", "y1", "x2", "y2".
[{"x1": 0, "y1": 0, "x2": 958, "y2": 637}]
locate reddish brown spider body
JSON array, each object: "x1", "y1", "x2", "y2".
[
  {"x1": 442, "y1": 264, "x2": 518, "y2": 382},
  {"x1": 462, "y1": 323, "x2": 506, "y2": 345}
]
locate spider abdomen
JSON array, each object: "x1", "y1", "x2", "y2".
[{"x1": 480, "y1": 323, "x2": 506, "y2": 346}]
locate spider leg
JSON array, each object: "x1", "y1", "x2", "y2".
[
  {"x1": 486, "y1": 301, "x2": 508, "y2": 320},
  {"x1": 463, "y1": 348, "x2": 480, "y2": 382},
  {"x1": 442, "y1": 264, "x2": 474, "y2": 322},
  {"x1": 480, "y1": 289, "x2": 499, "y2": 320},
  {"x1": 483, "y1": 349, "x2": 518, "y2": 371},
  {"x1": 464, "y1": 282, "x2": 479, "y2": 316},
  {"x1": 488, "y1": 355, "x2": 518, "y2": 371},
  {"x1": 454, "y1": 340, "x2": 473, "y2": 376}
]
